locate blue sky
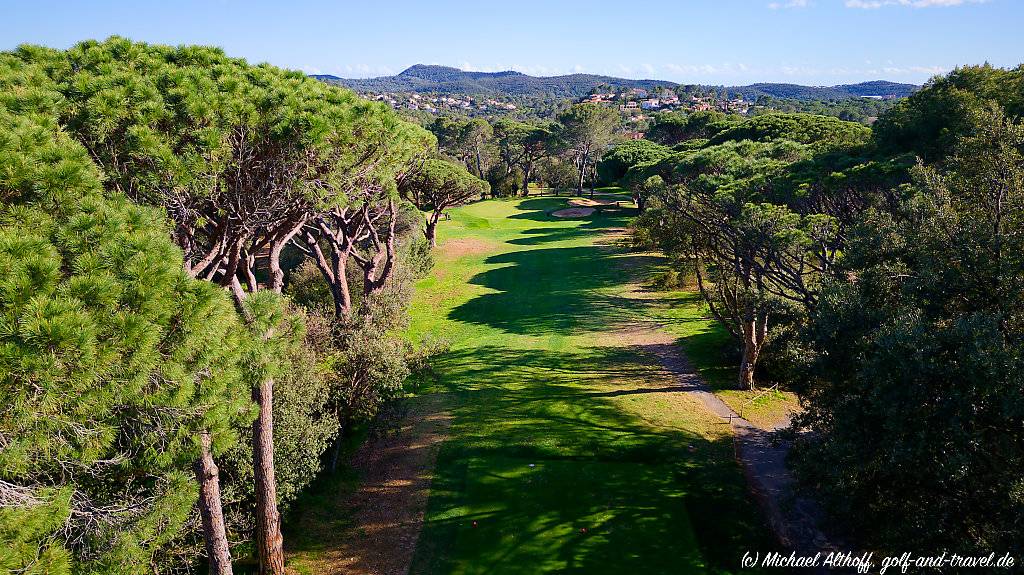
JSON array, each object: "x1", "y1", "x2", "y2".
[{"x1": 2, "y1": 0, "x2": 1020, "y2": 85}]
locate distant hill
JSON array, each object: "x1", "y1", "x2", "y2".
[
  {"x1": 733, "y1": 81, "x2": 916, "y2": 100},
  {"x1": 330, "y1": 64, "x2": 676, "y2": 98},
  {"x1": 310, "y1": 74, "x2": 343, "y2": 81},
  {"x1": 320, "y1": 64, "x2": 918, "y2": 101}
]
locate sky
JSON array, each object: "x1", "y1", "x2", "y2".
[{"x1": 2, "y1": 0, "x2": 1021, "y2": 86}]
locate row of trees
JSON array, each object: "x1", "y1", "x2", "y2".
[
  {"x1": 619, "y1": 65, "x2": 1024, "y2": 554},
  {"x1": 425, "y1": 102, "x2": 622, "y2": 196},
  {"x1": 752, "y1": 94, "x2": 897, "y2": 124},
  {"x1": 0, "y1": 38, "x2": 484, "y2": 574}
]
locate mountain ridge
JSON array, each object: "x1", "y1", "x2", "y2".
[{"x1": 317, "y1": 64, "x2": 917, "y2": 101}]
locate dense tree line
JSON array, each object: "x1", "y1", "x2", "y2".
[
  {"x1": 0, "y1": 38, "x2": 481, "y2": 574},
  {"x1": 1, "y1": 61, "x2": 256, "y2": 573},
  {"x1": 643, "y1": 110, "x2": 742, "y2": 147},
  {"x1": 426, "y1": 103, "x2": 625, "y2": 197},
  {"x1": 623, "y1": 65, "x2": 1024, "y2": 554},
  {"x1": 752, "y1": 94, "x2": 897, "y2": 124}
]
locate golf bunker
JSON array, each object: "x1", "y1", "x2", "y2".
[{"x1": 551, "y1": 207, "x2": 596, "y2": 218}]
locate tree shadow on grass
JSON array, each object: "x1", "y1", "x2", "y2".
[
  {"x1": 507, "y1": 225, "x2": 606, "y2": 246},
  {"x1": 449, "y1": 245, "x2": 668, "y2": 335},
  {"x1": 410, "y1": 345, "x2": 780, "y2": 575},
  {"x1": 413, "y1": 197, "x2": 776, "y2": 573},
  {"x1": 449, "y1": 196, "x2": 695, "y2": 335}
]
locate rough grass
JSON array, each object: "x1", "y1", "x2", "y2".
[{"x1": 403, "y1": 194, "x2": 779, "y2": 574}]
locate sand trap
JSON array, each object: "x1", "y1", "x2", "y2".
[
  {"x1": 568, "y1": 197, "x2": 617, "y2": 208},
  {"x1": 551, "y1": 207, "x2": 596, "y2": 218}
]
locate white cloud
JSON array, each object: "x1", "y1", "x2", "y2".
[
  {"x1": 768, "y1": 0, "x2": 810, "y2": 9},
  {"x1": 448, "y1": 62, "x2": 578, "y2": 76},
  {"x1": 659, "y1": 61, "x2": 949, "y2": 82},
  {"x1": 319, "y1": 64, "x2": 395, "y2": 78},
  {"x1": 663, "y1": 62, "x2": 753, "y2": 77},
  {"x1": 845, "y1": 0, "x2": 987, "y2": 8}
]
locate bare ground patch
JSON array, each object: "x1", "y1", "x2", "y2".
[
  {"x1": 440, "y1": 237, "x2": 500, "y2": 258},
  {"x1": 287, "y1": 396, "x2": 451, "y2": 575}
]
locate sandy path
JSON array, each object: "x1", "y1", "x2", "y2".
[{"x1": 603, "y1": 235, "x2": 838, "y2": 557}]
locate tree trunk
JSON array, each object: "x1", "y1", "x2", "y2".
[
  {"x1": 194, "y1": 431, "x2": 233, "y2": 575},
  {"x1": 636, "y1": 193, "x2": 647, "y2": 213},
  {"x1": 576, "y1": 162, "x2": 586, "y2": 196},
  {"x1": 267, "y1": 221, "x2": 303, "y2": 293},
  {"x1": 329, "y1": 432, "x2": 343, "y2": 473},
  {"x1": 225, "y1": 279, "x2": 284, "y2": 575},
  {"x1": 521, "y1": 164, "x2": 532, "y2": 197},
  {"x1": 425, "y1": 223, "x2": 437, "y2": 248},
  {"x1": 241, "y1": 251, "x2": 258, "y2": 293},
  {"x1": 333, "y1": 254, "x2": 352, "y2": 320},
  {"x1": 302, "y1": 231, "x2": 349, "y2": 320},
  {"x1": 268, "y1": 241, "x2": 287, "y2": 293},
  {"x1": 738, "y1": 311, "x2": 768, "y2": 390},
  {"x1": 252, "y1": 378, "x2": 285, "y2": 575},
  {"x1": 425, "y1": 214, "x2": 439, "y2": 248}
]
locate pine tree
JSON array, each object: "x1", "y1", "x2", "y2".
[{"x1": 0, "y1": 58, "x2": 257, "y2": 574}]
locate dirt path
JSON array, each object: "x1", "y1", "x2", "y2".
[
  {"x1": 600, "y1": 228, "x2": 839, "y2": 559},
  {"x1": 638, "y1": 334, "x2": 836, "y2": 556},
  {"x1": 610, "y1": 317, "x2": 837, "y2": 557},
  {"x1": 289, "y1": 397, "x2": 451, "y2": 575}
]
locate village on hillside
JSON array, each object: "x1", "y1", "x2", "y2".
[
  {"x1": 356, "y1": 85, "x2": 755, "y2": 126},
  {"x1": 581, "y1": 86, "x2": 751, "y2": 114},
  {"x1": 366, "y1": 92, "x2": 519, "y2": 114}
]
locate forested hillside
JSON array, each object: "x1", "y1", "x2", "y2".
[{"x1": 325, "y1": 64, "x2": 677, "y2": 97}]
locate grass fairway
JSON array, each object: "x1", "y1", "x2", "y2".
[{"x1": 405, "y1": 193, "x2": 776, "y2": 574}]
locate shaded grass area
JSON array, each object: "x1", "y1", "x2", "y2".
[
  {"x1": 405, "y1": 197, "x2": 778, "y2": 574},
  {"x1": 285, "y1": 469, "x2": 361, "y2": 557}
]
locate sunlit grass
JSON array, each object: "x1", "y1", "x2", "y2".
[{"x1": 405, "y1": 195, "x2": 778, "y2": 574}]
